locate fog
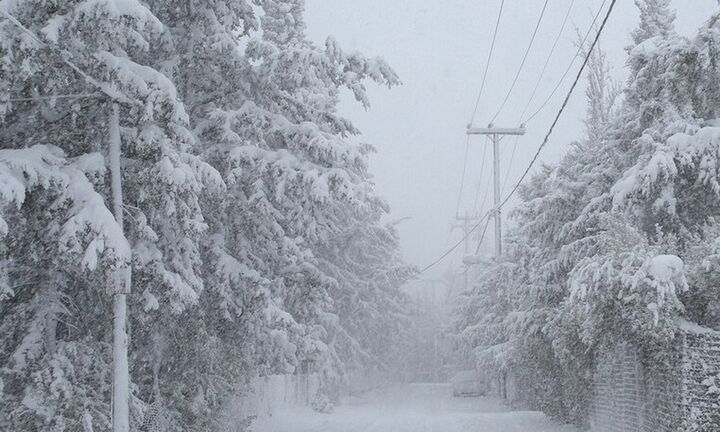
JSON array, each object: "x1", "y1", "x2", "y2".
[
  {"x1": 305, "y1": 0, "x2": 717, "y2": 277},
  {"x1": 4, "y1": 1, "x2": 720, "y2": 431}
]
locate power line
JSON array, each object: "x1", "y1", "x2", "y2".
[
  {"x1": 501, "y1": 136, "x2": 521, "y2": 195},
  {"x1": 499, "y1": 0, "x2": 617, "y2": 211},
  {"x1": 474, "y1": 178, "x2": 491, "y2": 217},
  {"x1": 470, "y1": 0, "x2": 505, "y2": 125},
  {"x1": 472, "y1": 137, "x2": 490, "y2": 214},
  {"x1": 502, "y1": 0, "x2": 599, "y2": 195},
  {"x1": 519, "y1": 0, "x2": 576, "y2": 122},
  {"x1": 420, "y1": 209, "x2": 493, "y2": 274},
  {"x1": 470, "y1": 154, "x2": 493, "y2": 253},
  {"x1": 454, "y1": 137, "x2": 471, "y2": 217},
  {"x1": 501, "y1": 0, "x2": 603, "y2": 195},
  {"x1": 420, "y1": 0, "x2": 617, "y2": 275},
  {"x1": 457, "y1": 0, "x2": 505, "y2": 220},
  {"x1": 474, "y1": 216, "x2": 493, "y2": 255},
  {"x1": 524, "y1": 0, "x2": 608, "y2": 124},
  {"x1": 471, "y1": 186, "x2": 493, "y2": 255},
  {"x1": 502, "y1": 0, "x2": 577, "y2": 191},
  {"x1": 490, "y1": 0, "x2": 550, "y2": 124}
]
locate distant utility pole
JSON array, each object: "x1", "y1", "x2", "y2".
[
  {"x1": 466, "y1": 124, "x2": 526, "y2": 259},
  {"x1": 452, "y1": 212, "x2": 480, "y2": 291},
  {"x1": 451, "y1": 211, "x2": 481, "y2": 256},
  {"x1": 425, "y1": 279, "x2": 440, "y2": 306}
]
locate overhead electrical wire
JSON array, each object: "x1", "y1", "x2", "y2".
[
  {"x1": 519, "y1": 0, "x2": 576, "y2": 123},
  {"x1": 490, "y1": 0, "x2": 550, "y2": 124},
  {"x1": 472, "y1": 181, "x2": 493, "y2": 255},
  {"x1": 502, "y1": 0, "x2": 606, "y2": 197},
  {"x1": 419, "y1": 0, "x2": 617, "y2": 275},
  {"x1": 470, "y1": 0, "x2": 506, "y2": 126},
  {"x1": 454, "y1": 138, "x2": 471, "y2": 217},
  {"x1": 471, "y1": 154, "x2": 493, "y2": 254},
  {"x1": 472, "y1": 138, "x2": 490, "y2": 214},
  {"x1": 455, "y1": 0, "x2": 505, "y2": 219},
  {"x1": 502, "y1": 0, "x2": 616, "y2": 209},
  {"x1": 474, "y1": 216, "x2": 493, "y2": 255},
  {"x1": 524, "y1": 0, "x2": 609, "y2": 124},
  {"x1": 501, "y1": 0, "x2": 576, "y2": 194},
  {"x1": 474, "y1": 181, "x2": 491, "y2": 218},
  {"x1": 501, "y1": 138, "x2": 521, "y2": 195},
  {"x1": 420, "y1": 208, "x2": 494, "y2": 274}
]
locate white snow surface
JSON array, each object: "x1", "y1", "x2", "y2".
[
  {"x1": 647, "y1": 254, "x2": 684, "y2": 281},
  {"x1": 252, "y1": 383, "x2": 577, "y2": 432},
  {"x1": 676, "y1": 318, "x2": 720, "y2": 335}
]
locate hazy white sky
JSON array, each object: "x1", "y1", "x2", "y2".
[{"x1": 304, "y1": 0, "x2": 717, "y2": 278}]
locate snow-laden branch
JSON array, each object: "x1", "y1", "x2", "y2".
[{"x1": 0, "y1": 145, "x2": 131, "y2": 270}]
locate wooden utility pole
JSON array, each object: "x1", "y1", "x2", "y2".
[
  {"x1": 109, "y1": 103, "x2": 131, "y2": 432},
  {"x1": 466, "y1": 124, "x2": 525, "y2": 259}
]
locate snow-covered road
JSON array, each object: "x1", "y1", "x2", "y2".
[{"x1": 252, "y1": 383, "x2": 578, "y2": 432}]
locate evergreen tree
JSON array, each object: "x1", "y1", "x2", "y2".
[
  {"x1": 631, "y1": 0, "x2": 676, "y2": 46},
  {"x1": 453, "y1": 4, "x2": 720, "y2": 425},
  {"x1": 195, "y1": 0, "x2": 402, "y2": 409},
  {"x1": 1, "y1": 0, "x2": 410, "y2": 429},
  {"x1": 1, "y1": 0, "x2": 214, "y2": 428}
]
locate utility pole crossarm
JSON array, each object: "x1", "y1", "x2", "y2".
[
  {"x1": 466, "y1": 126, "x2": 526, "y2": 136},
  {"x1": 450, "y1": 215, "x2": 478, "y2": 231}
]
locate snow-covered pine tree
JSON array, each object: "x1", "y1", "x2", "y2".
[
  {"x1": 2, "y1": 0, "x2": 410, "y2": 428},
  {"x1": 317, "y1": 213, "x2": 415, "y2": 380},
  {"x1": 611, "y1": 5, "x2": 720, "y2": 332},
  {"x1": 630, "y1": 0, "x2": 676, "y2": 47},
  {"x1": 194, "y1": 0, "x2": 401, "y2": 410},
  {"x1": 455, "y1": 2, "x2": 720, "y2": 427},
  {"x1": 0, "y1": 145, "x2": 132, "y2": 431},
  {"x1": 1, "y1": 0, "x2": 222, "y2": 430}
]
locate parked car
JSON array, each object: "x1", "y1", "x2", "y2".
[{"x1": 451, "y1": 370, "x2": 485, "y2": 397}]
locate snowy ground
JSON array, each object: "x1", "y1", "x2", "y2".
[{"x1": 252, "y1": 383, "x2": 578, "y2": 432}]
